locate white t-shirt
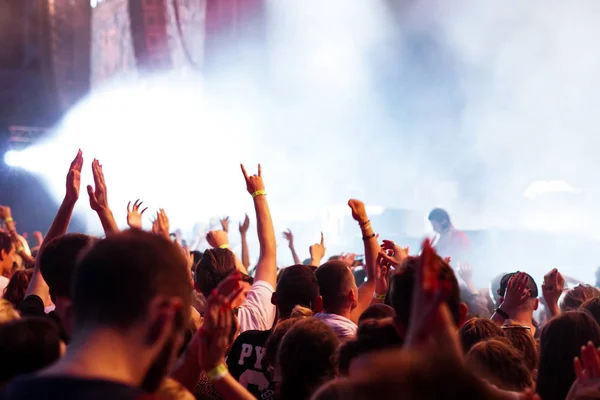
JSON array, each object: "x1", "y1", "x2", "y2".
[
  {"x1": 238, "y1": 280, "x2": 276, "y2": 333},
  {"x1": 314, "y1": 312, "x2": 358, "y2": 340},
  {"x1": 0, "y1": 276, "x2": 9, "y2": 298}
]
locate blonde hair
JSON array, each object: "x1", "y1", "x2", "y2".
[
  {"x1": 290, "y1": 305, "x2": 314, "y2": 318},
  {"x1": 0, "y1": 299, "x2": 20, "y2": 323}
]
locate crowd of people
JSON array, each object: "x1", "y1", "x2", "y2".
[{"x1": 1, "y1": 150, "x2": 600, "y2": 400}]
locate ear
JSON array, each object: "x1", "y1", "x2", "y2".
[
  {"x1": 533, "y1": 298, "x2": 539, "y2": 311},
  {"x1": 271, "y1": 292, "x2": 277, "y2": 306},
  {"x1": 348, "y1": 289, "x2": 357, "y2": 304},
  {"x1": 458, "y1": 302, "x2": 468, "y2": 328},
  {"x1": 145, "y1": 297, "x2": 182, "y2": 347},
  {"x1": 313, "y1": 295, "x2": 323, "y2": 313}
]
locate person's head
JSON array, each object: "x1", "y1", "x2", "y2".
[
  {"x1": 0, "y1": 299, "x2": 20, "y2": 324},
  {"x1": 272, "y1": 265, "x2": 322, "y2": 319},
  {"x1": 466, "y1": 338, "x2": 533, "y2": 392},
  {"x1": 3, "y1": 269, "x2": 33, "y2": 308},
  {"x1": 0, "y1": 317, "x2": 63, "y2": 385},
  {"x1": 389, "y1": 256, "x2": 467, "y2": 336},
  {"x1": 315, "y1": 261, "x2": 358, "y2": 315},
  {"x1": 72, "y1": 229, "x2": 192, "y2": 392},
  {"x1": 262, "y1": 317, "x2": 304, "y2": 380},
  {"x1": 561, "y1": 284, "x2": 600, "y2": 313},
  {"x1": 338, "y1": 318, "x2": 402, "y2": 375},
  {"x1": 537, "y1": 311, "x2": 600, "y2": 400},
  {"x1": 278, "y1": 318, "x2": 339, "y2": 400},
  {"x1": 502, "y1": 326, "x2": 539, "y2": 372},
  {"x1": 194, "y1": 248, "x2": 236, "y2": 296},
  {"x1": 458, "y1": 317, "x2": 504, "y2": 353},
  {"x1": 0, "y1": 231, "x2": 15, "y2": 276},
  {"x1": 428, "y1": 208, "x2": 451, "y2": 234},
  {"x1": 497, "y1": 272, "x2": 539, "y2": 314},
  {"x1": 38, "y1": 233, "x2": 94, "y2": 335},
  {"x1": 358, "y1": 304, "x2": 395, "y2": 325},
  {"x1": 581, "y1": 296, "x2": 600, "y2": 326}
]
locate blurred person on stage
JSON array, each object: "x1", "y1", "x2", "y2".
[{"x1": 428, "y1": 208, "x2": 470, "y2": 264}]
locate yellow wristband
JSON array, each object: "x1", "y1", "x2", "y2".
[
  {"x1": 373, "y1": 293, "x2": 386, "y2": 301},
  {"x1": 207, "y1": 363, "x2": 228, "y2": 381},
  {"x1": 219, "y1": 244, "x2": 230, "y2": 249},
  {"x1": 251, "y1": 190, "x2": 266, "y2": 199},
  {"x1": 4, "y1": 217, "x2": 13, "y2": 223}
]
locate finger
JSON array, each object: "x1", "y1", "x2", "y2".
[
  {"x1": 86, "y1": 185, "x2": 97, "y2": 204},
  {"x1": 320, "y1": 232, "x2": 324, "y2": 246},
  {"x1": 69, "y1": 150, "x2": 79, "y2": 170},
  {"x1": 258, "y1": 163, "x2": 262, "y2": 176},
  {"x1": 75, "y1": 149, "x2": 83, "y2": 170},
  {"x1": 240, "y1": 164, "x2": 249, "y2": 180},
  {"x1": 140, "y1": 207, "x2": 148, "y2": 216},
  {"x1": 127, "y1": 201, "x2": 131, "y2": 213},
  {"x1": 134, "y1": 199, "x2": 141, "y2": 209},
  {"x1": 574, "y1": 356, "x2": 584, "y2": 380}
]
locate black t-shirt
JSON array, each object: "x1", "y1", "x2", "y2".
[
  {"x1": 0, "y1": 376, "x2": 143, "y2": 400},
  {"x1": 226, "y1": 329, "x2": 272, "y2": 398},
  {"x1": 18, "y1": 295, "x2": 69, "y2": 342}
]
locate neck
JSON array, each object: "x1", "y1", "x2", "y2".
[
  {"x1": 41, "y1": 327, "x2": 150, "y2": 387},
  {"x1": 508, "y1": 310, "x2": 535, "y2": 331}
]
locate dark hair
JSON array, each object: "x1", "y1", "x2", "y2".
[
  {"x1": 3, "y1": 269, "x2": 33, "y2": 308},
  {"x1": 278, "y1": 318, "x2": 339, "y2": 400},
  {"x1": 190, "y1": 250, "x2": 203, "y2": 267},
  {"x1": 0, "y1": 231, "x2": 12, "y2": 255},
  {"x1": 338, "y1": 319, "x2": 402, "y2": 375},
  {"x1": 275, "y1": 265, "x2": 320, "y2": 319},
  {"x1": 39, "y1": 233, "x2": 94, "y2": 301},
  {"x1": 389, "y1": 256, "x2": 462, "y2": 329},
  {"x1": 581, "y1": 296, "x2": 600, "y2": 326},
  {"x1": 0, "y1": 317, "x2": 62, "y2": 383},
  {"x1": 262, "y1": 317, "x2": 304, "y2": 373},
  {"x1": 358, "y1": 304, "x2": 395, "y2": 325},
  {"x1": 72, "y1": 230, "x2": 192, "y2": 331},
  {"x1": 537, "y1": 311, "x2": 600, "y2": 400},
  {"x1": 194, "y1": 248, "x2": 236, "y2": 296},
  {"x1": 315, "y1": 261, "x2": 354, "y2": 312},
  {"x1": 428, "y1": 208, "x2": 450, "y2": 224},
  {"x1": 458, "y1": 317, "x2": 504, "y2": 353},
  {"x1": 503, "y1": 327, "x2": 538, "y2": 372},
  {"x1": 466, "y1": 338, "x2": 532, "y2": 392},
  {"x1": 561, "y1": 285, "x2": 600, "y2": 312}
]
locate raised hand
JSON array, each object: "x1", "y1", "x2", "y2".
[
  {"x1": 282, "y1": 229, "x2": 295, "y2": 247},
  {"x1": 155, "y1": 208, "x2": 170, "y2": 239},
  {"x1": 502, "y1": 272, "x2": 531, "y2": 311},
  {"x1": 86, "y1": 159, "x2": 109, "y2": 212},
  {"x1": 33, "y1": 231, "x2": 43, "y2": 246},
  {"x1": 239, "y1": 214, "x2": 250, "y2": 235},
  {"x1": 567, "y1": 342, "x2": 600, "y2": 400},
  {"x1": 66, "y1": 149, "x2": 83, "y2": 203},
  {"x1": 126, "y1": 199, "x2": 147, "y2": 230},
  {"x1": 220, "y1": 217, "x2": 230, "y2": 233},
  {"x1": 0, "y1": 205, "x2": 12, "y2": 221},
  {"x1": 374, "y1": 256, "x2": 390, "y2": 296},
  {"x1": 542, "y1": 268, "x2": 565, "y2": 309},
  {"x1": 378, "y1": 240, "x2": 409, "y2": 268},
  {"x1": 339, "y1": 253, "x2": 357, "y2": 268},
  {"x1": 240, "y1": 164, "x2": 265, "y2": 197},
  {"x1": 196, "y1": 272, "x2": 245, "y2": 371},
  {"x1": 206, "y1": 230, "x2": 229, "y2": 249},
  {"x1": 309, "y1": 232, "x2": 326, "y2": 266},
  {"x1": 348, "y1": 199, "x2": 368, "y2": 224},
  {"x1": 457, "y1": 262, "x2": 473, "y2": 283}
]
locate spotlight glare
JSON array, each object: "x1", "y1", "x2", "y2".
[{"x1": 4, "y1": 150, "x2": 20, "y2": 168}]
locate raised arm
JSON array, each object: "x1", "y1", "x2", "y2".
[
  {"x1": 241, "y1": 164, "x2": 276, "y2": 288},
  {"x1": 25, "y1": 150, "x2": 83, "y2": 304},
  {"x1": 126, "y1": 199, "x2": 147, "y2": 230},
  {"x1": 87, "y1": 158, "x2": 118, "y2": 235},
  {"x1": 309, "y1": 232, "x2": 326, "y2": 268},
  {"x1": 348, "y1": 199, "x2": 379, "y2": 322},
  {"x1": 283, "y1": 229, "x2": 301, "y2": 265},
  {"x1": 239, "y1": 214, "x2": 250, "y2": 270}
]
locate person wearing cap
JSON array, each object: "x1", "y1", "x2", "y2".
[{"x1": 491, "y1": 272, "x2": 540, "y2": 337}]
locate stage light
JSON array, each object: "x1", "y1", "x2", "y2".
[{"x1": 4, "y1": 150, "x2": 20, "y2": 167}]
